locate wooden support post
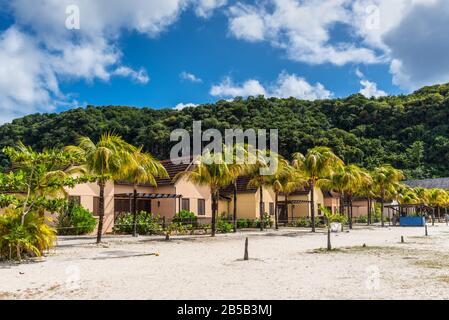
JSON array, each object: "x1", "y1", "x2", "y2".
[
  {"x1": 425, "y1": 224, "x2": 428, "y2": 236},
  {"x1": 244, "y1": 237, "x2": 249, "y2": 261}
]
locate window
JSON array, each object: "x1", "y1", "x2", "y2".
[
  {"x1": 69, "y1": 196, "x2": 81, "y2": 206},
  {"x1": 182, "y1": 198, "x2": 190, "y2": 211},
  {"x1": 269, "y1": 202, "x2": 274, "y2": 215},
  {"x1": 137, "y1": 199, "x2": 151, "y2": 213},
  {"x1": 198, "y1": 199, "x2": 205, "y2": 216},
  {"x1": 114, "y1": 199, "x2": 131, "y2": 214},
  {"x1": 93, "y1": 197, "x2": 100, "y2": 216}
]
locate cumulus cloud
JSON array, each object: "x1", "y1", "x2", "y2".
[
  {"x1": 113, "y1": 67, "x2": 150, "y2": 84},
  {"x1": 210, "y1": 73, "x2": 332, "y2": 100},
  {"x1": 174, "y1": 102, "x2": 198, "y2": 110},
  {"x1": 195, "y1": 0, "x2": 228, "y2": 18},
  {"x1": 210, "y1": 77, "x2": 267, "y2": 97},
  {"x1": 382, "y1": 0, "x2": 449, "y2": 89},
  {"x1": 0, "y1": 0, "x2": 227, "y2": 123},
  {"x1": 227, "y1": 0, "x2": 449, "y2": 90},
  {"x1": 355, "y1": 68, "x2": 386, "y2": 98},
  {"x1": 227, "y1": 0, "x2": 379, "y2": 66},
  {"x1": 180, "y1": 71, "x2": 202, "y2": 83}
]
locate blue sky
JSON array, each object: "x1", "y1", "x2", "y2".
[{"x1": 1, "y1": 0, "x2": 448, "y2": 123}]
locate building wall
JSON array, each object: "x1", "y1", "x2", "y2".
[
  {"x1": 174, "y1": 176, "x2": 212, "y2": 218},
  {"x1": 324, "y1": 196, "x2": 341, "y2": 213},
  {"x1": 351, "y1": 199, "x2": 372, "y2": 217},
  {"x1": 66, "y1": 180, "x2": 115, "y2": 233}
]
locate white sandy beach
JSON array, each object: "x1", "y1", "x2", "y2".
[{"x1": 2, "y1": 224, "x2": 449, "y2": 300}]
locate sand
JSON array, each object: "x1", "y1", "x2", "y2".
[{"x1": 2, "y1": 223, "x2": 449, "y2": 300}]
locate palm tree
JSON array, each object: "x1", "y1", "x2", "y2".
[
  {"x1": 320, "y1": 164, "x2": 371, "y2": 229},
  {"x1": 226, "y1": 144, "x2": 251, "y2": 233},
  {"x1": 354, "y1": 170, "x2": 376, "y2": 225},
  {"x1": 292, "y1": 147, "x2": 344, "y2": 232},
  {"x1": 247, "y1": 150, "x2": 279, "y2": 231},
  {"x1": 65, "y1": 133, "x2": 136, "y2": 243},
  {"x1": 265, "y1": 159, "x2": 307, "y2": 229},
  {"x1": 120, "y1": 147, "x2": 168, "y2": 237},
  {"x1": 175, "y1": 151, "x2": 236, "y2": 237},
  {"x1": 425, "y1": 188, "x2": 447, "y2": 226},
  {"x1": 371, "y1": 165, "x2": 404, "y2": 227}
]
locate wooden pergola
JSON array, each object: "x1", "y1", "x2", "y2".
[{"x1": 384, "y1": 203, "x2": 432, "y2": 226}]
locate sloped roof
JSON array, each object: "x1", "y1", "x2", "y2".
[
  {"x1": 116, "y1": 157, "x2": 193, "y2": 187},
  {"x1": 404, "y1": 177, "x2": 449, "y2": 190},
  {"x1": 220, "y1": 176, "x2": 258, "y2": 195}
]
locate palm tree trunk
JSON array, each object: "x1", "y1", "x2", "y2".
[
  {"x1": 310, "y1": 181, "x2": 316, "y2": 232},
  {"x1": 367, "y1": 198, "x2": 371, "y2": 225},
  {"x1": 132, "y1": 185, "x2": 138, "y2": 237},
  {"x1": 274, "y1": 193, "x2": 279, "y2": 230},
  {"x1": 339, "y1": 193, "x2": 344, "y2": 215},
  {"x1": 327, "y1": 227, "x2": 332, "y2": 251},
  {"x1": 233, "y1": 181, "x2": 237, "y2": 233},
  {"x1": 348, "y1": 195, "x2": 353, "y2": 229},
  {"x1": 96, "y1": 181, "x2": 105, "y2": 244},
  {"x1": 285, "y1": 194, "x2": 289, "y2": 225},
  {"x1": 259, "y1": 186, "x2": 264, "y2": 231},
  {"x1": 380, "y1": 189, "x2": 385, "y2": 227},
  {"x1": 432, "y1": 208, "x2": 435, "y2": 226},
  {"x1": 211, "y1": 191, "x2": 217, "y2": 237}
]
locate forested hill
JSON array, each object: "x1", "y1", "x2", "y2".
[{"x1": 2, "y1": 83, "x2": 449, "y2": 179}]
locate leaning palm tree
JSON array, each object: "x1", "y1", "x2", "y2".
[
  {"x1": 65, "y1": 133, "x2": 137, "y2": 243},
  {"x1": 371, "y1": 165, "x2": 404, "y2": 227},
  {"x1": 120, "y1": 147, "x2": 168, "y2": 237},
  {"x1": 175, "y1": 150, "x2": 236, "y2": 237},
  {"x1": 292, "y1": 147, "x2": 344, "y2": 232}
]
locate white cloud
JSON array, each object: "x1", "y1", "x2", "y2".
[
  {"x1": 210, "y1": 73, "x2": 332, "y2": 100},
  {"x1": 174, "y1": 102, "x2": 198, "y2": 110},
  {"x1": 113, "y1": 66, "x2": 150, "y2": 84},
  {"x1": 271, "y1": 73, "x2": 332, "y2": 100},
  {"x1": 0, "y1": 0, "x2": 228, "y2": 123},
  {"x1": 227, "y1": 0, "x2": 379, "y2": 66},
  {"x1": 0, "y1": 27, "x2": 59, "y2": 124},
  {"x1": 195, "y1": 0, "x2": 228, "y2": 18},
  {"x1": 355, "y1": 68, "x2": 386, "y2": 98},
  {"x1": 359, "y1": 80, "x2": 386, "y2": 98},
  {"x1": 227, "y1": 0, "x2": 449, "y2": 90},
  {"x1": 180, "y1": 71, "x2": 202, "y2": 83},
  {"x1": 210, "y1": 77, "x2": 267, "y2": 97}
]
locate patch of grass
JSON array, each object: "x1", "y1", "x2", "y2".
[
  {"x1": 309, "y1": 248, "x2": 343, "y2": 254},
  {"x1": 437, "y1": 275, "x2": 449, "y2": 284},
  {"x1": 414, "y1": 259, "x2": 449, "y2": 269}
]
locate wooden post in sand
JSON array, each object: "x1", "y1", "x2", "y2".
[
  {"x1": 244, "y1": 237, "x2": 249, "y2": 261},
  {"x1": 425, "y1": 224, "x2": 428, "y2": 236},
  {"x1": 401, "y1": 236, "x2": 404, "y2": 243}
]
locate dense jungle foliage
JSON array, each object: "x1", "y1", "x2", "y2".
[{"x1": 1, "y1": 83, "x2": 449, "y2": 179}]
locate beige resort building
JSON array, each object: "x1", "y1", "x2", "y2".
[{"x1": 65, "y1": 158, "x2": 371, "y2": 233}]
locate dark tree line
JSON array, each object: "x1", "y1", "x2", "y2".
[{"x1": 1, "y1": 83, "x2": 449, "y2": 179}]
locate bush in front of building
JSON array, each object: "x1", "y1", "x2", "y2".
[
  {"x1": 237, "y1": 218, "x2": 255, "y2": 229},
  {"x1": 354, "y1": 215, "x2": 368, "y2": 223},
  {"x1": 113, "y1": 211, "x2": 162, "y2": 235},
  {"x1": 172, "y1": 210, "x2": 198, "y2": 227},
  {"x1": 57, "y1": 203, "x2": 97, "y2": 236}
]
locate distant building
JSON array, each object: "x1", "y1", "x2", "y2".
[{"x1": 404, "y1": 177, "x2": 449, "y2": 190}]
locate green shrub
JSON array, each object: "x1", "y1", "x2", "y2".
[
  {"x1": 354, "y1": 215, "x2": 368, "y2": 223},
  {"x1": 0, "y1": 209, "x2": 56, "y2": 261},
  {"x1": 216, "y1": 219, "x2": 233, "y2": 233},
  {"x1": 237, "y1": 218, "x2": 254, "y2": 228},
  {"x1": 57, "y1": 204, "x2": 97, "y2": 235},
  {"x1": 172, "y1": 210, "x2": 197, "y2": 226},
  {"x1": 113, "y1": 212, "x2": 162, "y2": 235}
]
